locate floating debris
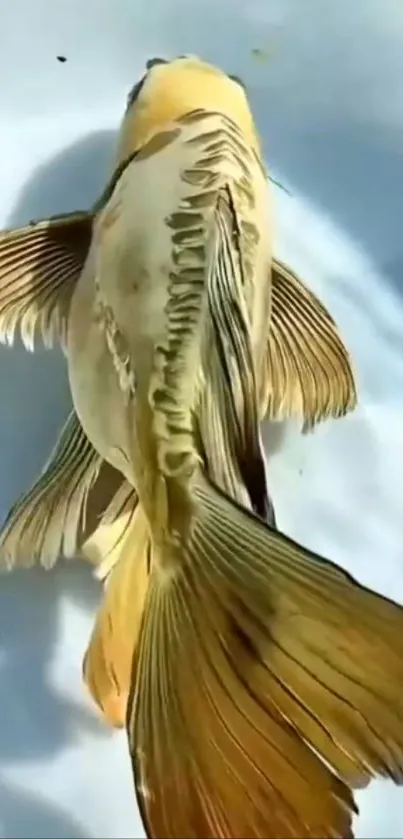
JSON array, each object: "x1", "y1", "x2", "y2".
[{"x1": 251, "y1": 47, "x2": 271, "y2": 62}]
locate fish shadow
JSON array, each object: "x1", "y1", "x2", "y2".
[
  {"x1": 0, "y1": 776, "x2": 89, "y2": 839},
  {"x1": 0, "y1": 131, "x2": 118, "y2": 776}
]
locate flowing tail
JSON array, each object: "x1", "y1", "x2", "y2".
[{"x1": 113, "y1": 472, "x2": 403, "y2": 839}]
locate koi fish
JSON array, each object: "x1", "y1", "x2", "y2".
[
  {"x1": 2, "y1": 55, "x2": 402, "y2": 839},
  {"x1": 0, "y1": 68, "x2": 355, "y2": 576}
]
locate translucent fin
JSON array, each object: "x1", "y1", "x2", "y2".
[
  {"x1": 83, "y1": 479, "x2": 137, "y2": 582},
  {"x1": 83, "y1": 502, "x2": 149, "y2": 728},
  {"x1": 0, "y1": 210, "x2": 92, "y2": 350},
  {"x1": 0, "y1": 411, "x2": 104, "y2": 569},
  {"x1": 128, "y1": 474, "x2": 403, "y2": 836},
  {"x1": 264, "y1": 258, "x2": 357, "y2": 430}
]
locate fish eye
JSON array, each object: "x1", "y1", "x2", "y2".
[
  {"x1": 145, "y1": 57, "x2": 168, "y2": 70},
  {"x1": 229, "y1": 73, "x2": 246, "y2": 90},
  {"x1": 126, "y1": 56, "x2": 169, "y2": 109},
  {"x1": 126, "y1": 74, "x2": 147, "y2": 108}
]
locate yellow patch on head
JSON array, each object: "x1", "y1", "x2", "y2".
[{"x1": 115, "y1": 56, "x2": 262, "y2": 166}]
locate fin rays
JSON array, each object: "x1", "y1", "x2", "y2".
[
  {"x1": 0, "y1": 211, "x2": 92, "y2": 349},
  {"x1": 266, "y1": 259, "x2": 357, "y2": 429},
  {"x1": 0, "y1": 411, "x2": 102, "y2": 568}
]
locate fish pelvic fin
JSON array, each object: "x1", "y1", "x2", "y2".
[
  {"x1": 125, "y1": 471, "x2": 403, "y2": 837},
  {"x1": 263, "y1": 258, "x2": 357, "y2": 430},
  {"x1": 0, "y1": 410, "x2": 113, "y2": 570}
]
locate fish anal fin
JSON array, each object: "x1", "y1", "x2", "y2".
[
  {"x1": 83, "y1": 502, "x2": 149, "y2": 729},
  {"x1": 82, "y1": 478, "x2": 137, "y2": 580}
]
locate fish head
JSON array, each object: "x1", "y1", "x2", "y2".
[{"x1": 114, "y1": 54, "x2": 261, "y2": 164}]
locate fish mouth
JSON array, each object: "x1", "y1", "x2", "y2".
[{"x1": 145, "y1": 57, "x2": 168, "y2": 70}]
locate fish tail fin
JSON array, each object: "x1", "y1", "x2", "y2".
[
  {"x1": 83, "y1": 501, "x2": 150, "y2": 728},
  {"x1": 125, "y1": 473, "x2": 403, "y2": 836}
]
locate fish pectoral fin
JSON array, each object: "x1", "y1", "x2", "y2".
[
  {"x1": 83, "y1": 502, "x2": 150, "y2": 729},
  {"x1": 263, "y1": 258, "x2": 357, "y2": 430},
  {"x1": 0, "y1": 210, "x2": 92, "y2": 350},
  {"x1": 0, "y1": 410, "x2": 106, "y2": 569}
]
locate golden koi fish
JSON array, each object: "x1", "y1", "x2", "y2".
[
  {"x1": 2, "y1": 56, "x2": 402, "y2": 839},
  {"x1": 0, "y1": 64, "x2": 355, "y2": 576}
]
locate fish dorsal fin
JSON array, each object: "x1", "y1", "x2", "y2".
[
  {"x1": 264, "y1": 258, "x2": 357, "y2": 430},
  {"x1": 0, "y1": 210, "x2": 92, "y2": 350},
  {"x1": 198, "y1": 186, "x2": 275, "y2": 523}
]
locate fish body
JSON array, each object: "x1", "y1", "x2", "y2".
[
  {"x1": 0, "y1": 53, "x2": 357, "y2": 570},
  {"x1": 68, "y1": 96, "x2": 273, "y2": 536},
  {"x1": 71, "y1": 59, "x2": 403, "y2": 838},
  {"x1": 3, "y1": 55, "x2": 403, "y2": 839}
]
